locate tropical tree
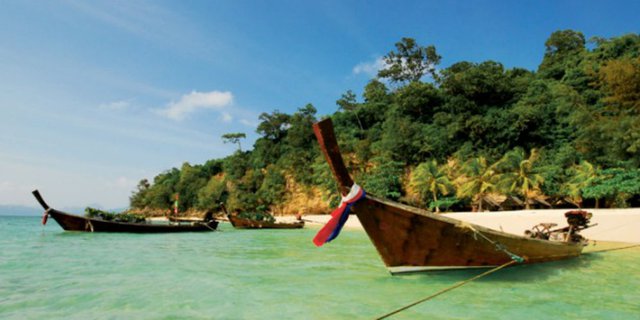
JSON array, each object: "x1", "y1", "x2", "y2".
[
  {"x1": 494, "y1": 148, "x2": 545, "y2": 209},
  {"x1": 456, "y1": 157, "x2": 498, "y2": 212},
  {"x1": 196, "y1": 175, "x2": 226, "y2": 210},
  {"x1": 222, "y1": 132, "x2": 246, "y2": 151},
  {"x1": 378, "y1": 37, "x2": 441, "y2": 84},
  {"x1": 129, "y1": 179, "x2": 150, "y2": 208},
  {"x1": 410, "y1": 160, "x2": 454, "y2": 212},
  {"x1": 538, "y1": 29, "x2": 586, "y2": 80},
  {"x1": 583, "y1": 168, "x2": 640, "y2": 208},
  {"x1": 336, "y1": 90, "x2": 363, "y2": 131},
  {"x1": 562, "y1": 160, "x2": 597, "y2": 208},
  {"x1": 360, "y1": 156, "x2": 404, "y2": 201}
]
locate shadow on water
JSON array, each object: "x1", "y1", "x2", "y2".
[{"x1": 396, "y1": 255, "x2": 601, "y2": 283}]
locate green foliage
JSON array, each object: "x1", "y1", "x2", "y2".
[
  {"x1": 129, "y1": 179, "x2": 150, "y2": 208},
  {"x1": 493, "y1": 148, "x2": 544, "y2": 209},
  {"x1": 360, "y1": 157, "x2": 404, "y2": 200},
  {"x1": 176, "y1": 162, "x2": 208, "y2": 211},
  {"x1": 257, "y1": 110, "x2": 291, "y2": 142},
  {"x1": 130, "y1": 31, "x2": 640, "y2": 212},
  {"x1": 583, "y1": 168, "x2": 640, "y2": 207},
  {"x1": 428, "y1": 197, "x2": 460, "y2": 212},
  {"x1": 539, "y1": 30, "x2": 586, "y2": 80},
  {"x1": 257, "y1": 167, "x2": 286, "y2": 207},
  {"x1": 237, "y1": 211, "x2": 275, "y2": 223},
  {"x1": 456, "y1": 157, "x2": 497, "y2": 211},
  {"x1": 222, "y1": 132, "x2": 246, "y2": 151},
  {"x1": 378, "y1": 37, "x2": 441, "y2": 83},
  {"x1": 196, "y1": 176, "x2": 226, "y2": 210},
  {"x1": 410, "y1": 160, "x2": 453, "y2": 212},
  {"x1": 85, "y1": 207, "x2": 145, "y2": 223}
]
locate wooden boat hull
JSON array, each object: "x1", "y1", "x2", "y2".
[
  {"x1": 313, "y1": 118, "x2": 584, "y2": 273},
  {"x1": 33, "y1": 190, "x2": 218, "y2": 233},
  {"x1": 354, "y1": 196, "x2": 582, "y2": 273},
  {"x1": 227, "y1": 215, "x2": 304, "y2": 229}
]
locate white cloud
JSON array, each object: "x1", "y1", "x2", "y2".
[
  {"x1": 353, "y1": 57, "x2": 386, "y2": 77},
  {"x1": 159, "y1": 90, "x2": 233, "y2": 120},
  {"x1": 99, "y1": 100, "x2": 131, "y2": 110}
]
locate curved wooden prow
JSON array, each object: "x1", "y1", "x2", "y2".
[
  {"x1": 219, "y1": 202, "x2": 229, "y2": 215},
  {"x1": 32, "y1": 190, "x2": 50, "y2": 210},
  {"x1": 312, "y1": 118, "x2": 354, "y2": 195}
]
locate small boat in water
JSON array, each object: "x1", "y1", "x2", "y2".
[
  {"x1": 313, "y1": 118, "x2": 595, "y2": 274},
  {"x1": 32, "y1": 190, "x2": 218, "y2": 233},
  {"x1": 227, "y1": 214, "x2": 305, "y2": 229},
  {"x1": 221, "y1": 204, "x2": 304, "y2": 229}
]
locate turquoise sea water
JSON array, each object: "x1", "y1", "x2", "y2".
[{"x1": 1, "y1": 216, "x2": 638, "y2": 319}]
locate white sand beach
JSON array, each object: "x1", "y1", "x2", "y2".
[{"x1": 300, "y1": 208, "x2": 640, "y2": 243}]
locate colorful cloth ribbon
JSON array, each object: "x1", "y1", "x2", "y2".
[{"x1": 313, "y1": 184, "x2": 366, "y2": 247}]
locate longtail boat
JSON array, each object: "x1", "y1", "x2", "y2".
[
  {"x1": 227, "y1": 214, "x2": 305, "y2": 229},
  {"x1": 313, "y1": 118, "x2": 594, "y2": 274},
  {"x1": 32, "y1": 190, "x2": 218, "y2": 233},
  {"x1": 220, "y1": 204, "x2": 304, "y2": 229}
]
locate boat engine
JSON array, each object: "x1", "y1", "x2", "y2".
[
  {"x1": 525, "y1": 210, "x2": 595, "y2": 244},
  {"x1": 565, "y1": 210, "x2": 592, "y2": 228},
  {"x1": 564, "y1": 210, "x2": 593, "y2": 243}
]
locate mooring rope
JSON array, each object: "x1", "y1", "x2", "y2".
[
  {"x1": 199, "y1": 222, "x2": 217, "y2": 232},
  {"x1": 585, "y1": 243, "x2": 640, "y2": 254},
  {"x1": 376, "y1": 242, "x2": 639, "y2": 319},
  {"x1": 376, "y1": 260, "x2": 518, "y2": 320},
  {"x1": 585, "y1": 215, "x2": 640, "y2": 238},
  {"x1": 461, "y1": 223, "x2": 524, "y2": 263}
]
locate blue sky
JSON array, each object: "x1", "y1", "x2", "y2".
[{"x1": 1, "y1": 0, "x2": 638, "y2": 208}]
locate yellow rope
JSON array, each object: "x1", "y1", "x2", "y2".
[
  {"x1": 585, "y1": 243, "x2": 640, "y2": 254},
  {"x1": 199, "y1": 222, "x2": 217, "y2": 232},
  {"x1": 375, "y1": 260, "x2": 518, "y2": 320}
]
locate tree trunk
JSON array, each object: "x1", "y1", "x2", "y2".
[
  {"x1": 354, "y1": 112, "x2": 364, "y2": 132},
  {"x1": 433, "y1": 193, "x2": 439, "y2": 213}
]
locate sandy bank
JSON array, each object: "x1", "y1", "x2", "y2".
[{"x1": 302, "y1": 208, "x2": 640, "y2": 243}]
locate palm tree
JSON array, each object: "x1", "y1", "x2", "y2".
[
  {"x1": 456, "y1": 157, "x2": 497, "y2": 212},
  {"x1": 410, "y1": 160, "x2": 453, "y2": 212},
  {"x1": 562, "y1": 160, "x2": 597, "y2": 208},
  {"x1": 494, "y1": 148, "x2": 545, "y2": 210}
]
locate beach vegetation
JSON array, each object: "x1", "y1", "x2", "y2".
[
  {"x1": 130, "y1": 31, "x2": 640, "y2": 214},
  {"x1": 410, "y1": 160, "x2": 453, "y2": 212},
  {"x1": 85, "y1": 207, "x2": 145, "y2": 223}
]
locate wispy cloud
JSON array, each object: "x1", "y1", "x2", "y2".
[
  {"x1": 353, "y1": 56, "x2": 385, "y2": 77},
  {"x1": 64, "y1": 1, "x2": 190, "y2": 48},
  {"x1": 221, "y1": 112, "x2": 233, "y2": 123},
  {"x1": 99, "y1": 100, "x2": 131, "y2": 110},
  {"x1": 158, "y1": 90, "x2": 233, "y2": 121},
  {"x1": 63, "y1": 0, "x2": 230, "y2": 65},
  {"x1": 239, "y1": 119, "x2": 259, "y2": 127}
]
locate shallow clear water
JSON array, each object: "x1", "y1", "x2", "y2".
[{"x1": 1, "y1": 216, "x2": 638, "y2": 319}]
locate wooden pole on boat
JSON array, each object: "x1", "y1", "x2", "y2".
[{"x1": 312, "y1": 118, "x2": 354, "y2": 195}]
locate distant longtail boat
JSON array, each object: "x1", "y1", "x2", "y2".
[
  {"x1": 32, "y1": 190, "x2": 218, "y2": 233},
  {"x1": 313, "y1": 118, "x2": 594, "y2": 274},
  {"x1": 220, "y1": 204, "x2": 304, "y2": 229}
]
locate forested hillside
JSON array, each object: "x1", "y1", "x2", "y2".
[{"x1": 130, "y1": 30, "x2": 640, "y2": 215}]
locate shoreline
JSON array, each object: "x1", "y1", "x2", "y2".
[{"x1": 300, "y1": 208, "x2": 640, "y2": 243}]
